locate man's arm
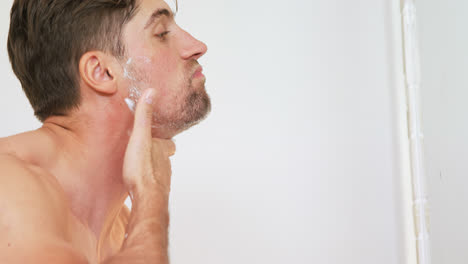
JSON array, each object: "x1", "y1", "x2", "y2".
[
  {"x1": 101, "y1": 187, "x2": 170, "y2": 264},
  {"x1": 0, "y1": 154, "x2": 90, "y2": 264},
  {"x1": 102, "y1": 89, "x2": 175, "y2": 264}
]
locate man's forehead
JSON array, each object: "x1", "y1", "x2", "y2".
[{"x1": 138, "y1": 0, "x2": 177, "y2": 15}]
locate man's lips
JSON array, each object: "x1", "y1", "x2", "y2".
[{"x1": 192, "y1": 66, "x2": 205, "y2": 78}]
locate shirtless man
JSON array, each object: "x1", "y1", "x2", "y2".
[{"x1": 0, "y1": 0, "x2": 209, "y2": 263}]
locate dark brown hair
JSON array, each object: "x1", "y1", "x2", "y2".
[{"x1": 7, "y1": 0, "x2": 139, "y2": 122}]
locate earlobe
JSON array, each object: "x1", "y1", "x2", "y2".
[{"x1": 79, "y1": 51, "x2": 117, "y2": 95}]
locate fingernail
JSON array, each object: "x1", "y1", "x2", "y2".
[{"x1": 145, "y1": 89, "x2": 154, "y2": 105}]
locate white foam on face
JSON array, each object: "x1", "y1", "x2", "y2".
[
  {"x1": 124, "y1": 98, "x2": 136, "y2": 112},
  {"x1": 123, "y1": 58, "x2": 136, "y2": 81},
  {"x1": 122, "y1": 56, "x2": 152, "y2": 112}
]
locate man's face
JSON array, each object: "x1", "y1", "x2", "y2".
[{"x1": 121, "y1": 0, "x2": 210, "y2": 138}]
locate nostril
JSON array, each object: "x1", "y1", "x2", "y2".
[
  {"x1": 179, "y1": 31, "x2": 208, "y2": 59},
  {"x1": 194, "y1": 50, "x2": 206, "y2": 60}
]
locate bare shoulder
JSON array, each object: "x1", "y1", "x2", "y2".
[
  {"x1": 0, "y1": 153, "x2": 69, "y2": 232},
  {"x1": 0, "y1": 153, "x2": 88, "y2": 262},
  {"x1": 0, "y1": 128, "x2": 56, "y2": 159},
  {"x1": 0, "y1": 153, "x2": 89, "y2": 263}
]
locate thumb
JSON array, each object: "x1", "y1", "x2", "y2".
[{"x1": 128, "y1": 89, "x2": 156, "y2": 149}]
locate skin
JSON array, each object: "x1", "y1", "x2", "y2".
[
  {"x1": 121, "y1": 0, "x2": 210, "y2": 138},
  {"x1": 0, "y1": 0, "x2": 208, "y2": 263}
]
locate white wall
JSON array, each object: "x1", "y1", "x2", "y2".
[
  {"x1": 171, "y1": 0, "x2": 407, "y2": 263},
  {"x1": 0, "y1": 0, "x2": 408, "y2": 263},
  {"x1": 417, "y1": 1, "x2": 468, "y2": 263}
]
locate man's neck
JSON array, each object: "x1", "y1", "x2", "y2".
[{"x1": 40, "y1": 108, "x2": 133, "y2": 240}]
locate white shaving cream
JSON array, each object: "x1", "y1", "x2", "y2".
[{"x1": 122, "y1": 56, "x2": 152, "y2": 113}]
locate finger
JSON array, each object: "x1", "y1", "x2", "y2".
[{"x1": 128, "y1": 88, "x2": 156, "y2": 149}]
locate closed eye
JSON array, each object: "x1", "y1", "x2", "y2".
[{"x1": 156, "y1": 31, "x2": 170, "y2": 39}]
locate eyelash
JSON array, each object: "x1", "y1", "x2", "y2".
[{"x1": 156, "y1": 31, "x2": 170, "y2": 39}]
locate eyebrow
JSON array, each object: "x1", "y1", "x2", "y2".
[{"x1": 144, "y1": 8, "x2": 174, "y2": 30}]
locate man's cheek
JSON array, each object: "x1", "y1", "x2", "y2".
[
  {"x1": 151, "y1": 51, "x2": 177, "y2": 75},
  {"x1": 153, "y1": 96, "x2": 177, "y2": 118}
]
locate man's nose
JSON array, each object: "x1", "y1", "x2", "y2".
[{"x1": 179, "y1": 29, "x2": 208, "y2": 60}]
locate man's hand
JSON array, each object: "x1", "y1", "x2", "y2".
[
  {"x1": 122, "y1": 88, "x2": 176, "y2": 200},
  {"x1": 103, "y1": 89, "x2": 176, "y2": 264}
]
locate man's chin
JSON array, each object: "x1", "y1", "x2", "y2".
[
  {"x1": 152, "y1": 103, "x2": 211, "y2": 138},
  {"x1": 150, "y1": 89, "x2": 211, "y2": 138},
  {"x1": 150, "y1": 119, "x2": 205, "y2": 139}
]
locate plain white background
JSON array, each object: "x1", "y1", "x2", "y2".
[
  {"x1": 418, "y1": 1, "x2": 468, "y2": 263},
  {"x1": 0, "y1": 0, "x2": 408, "y2": 263}
]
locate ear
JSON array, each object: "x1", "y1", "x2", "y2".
[{"x1": 79, "y1": 51, "x2": 117, "y2": 95}]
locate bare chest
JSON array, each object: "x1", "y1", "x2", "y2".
[{"x1": 67, "y1": 211, "x2": 127, "y2": 264}]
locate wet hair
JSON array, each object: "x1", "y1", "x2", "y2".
[{"x1": 7, "y1": 0, "x2": 139, "y2": 122}]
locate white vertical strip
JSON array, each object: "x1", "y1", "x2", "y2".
[
  {"x1": 390, "y1": 0, "x2": 418, "y2": 262},
  {"x1": 401, "y1": 1, "x2": 431, "y2": 264}
]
